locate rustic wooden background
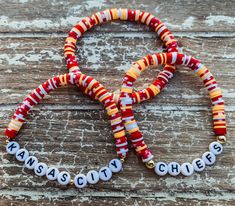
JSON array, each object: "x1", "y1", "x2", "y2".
[{"x1": 0, "y1": 0, "x2": 235, "y2": 205}]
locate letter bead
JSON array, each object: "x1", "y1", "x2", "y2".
[
  {"x1": 168, "y1": 162, "x2": 181, "y2": 176},
  {"x1": 154, "y1": 162, "x2": 168, "y2": 176},
  {"x1": 6, "y1": 141, "x2": 20, "y2": 155},
  {"x1": 99, "y1": 167, "x2": 112, "y2": 181},
  {"x1": 192, "y1": 158, "x2": 205, "y2": 172},
  {"x1": 74, "y1": 174, "x2": 87, "y2": 188},
  {"x1": 25, "y1": 156, "x2": 38, "y2": 170},
  {"x1": 202, "y1": 151, "x2": 216, "y2": 166},
  {"x1": 86, "y1": 170, "x2": 99, "y2": 184},
  {"x1": 181, "y1": 163, "x2": 194, "y2": 176},
  {"x1": 46, "y1": 167, "x2": 59, "y2": 181},
  {"x1": 209, "y1": 142, "x2": 223, "y2": 155},
  {"x1": 57, "y1": 171, "x2": 71, "y2": 185},
  {"x1": 108, "y1": 159, "x2": 122, "y2": 173},
  {"x1": 34, "y1": 162, "x2": 48, "y2": 176},
  {"x1": 15, "y1": 148, "x2": 29, "y2": 162}
]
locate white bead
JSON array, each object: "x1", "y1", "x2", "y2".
[
  {"x1": 202, "y1": 151, "x2": 216, "y2": 166},
  {"x1": 34, "y1": 162, "x2": 48, "y2": 176},
  {"x1": 192, "y1": 158, "x2": 205, "y2": 172},
  {"x1": 25, "y1": 156, "x2": 38, "y2": 169},
  {"x1": 15, "y1": 148, "x2": 29, "y2": 162},
  {"x1": 74, "y1": 174, "x2": 87, "y2": 188},
  {"x1": 108, "y1": 159, "x2": 122, "y2": 173},
  {"x1": 209, "y1": 142, "x2": 223, "y2": 155},
  {"x1": 46, "y1": 167, "x2": 59, "y2": 181},
  {"x1": 57, "y1": 171, "x2": 71, "y2": 185},
  {"x1": 181, "y1": 163, "x2": 194, "y2": 176},
  {"x1": 99, "y1": 167, "x2": 112, "y2": 181},
  {"x1": 168, "y1": 162, "x2": 181, "y2": 176},
  {"x1": 6, "y1": 141, "x2": 20, "y2": 155},
  {"x1": 154, "y1": 162, "x2": 168, "y2": 176},
  {"x1": 86, "y1": 170, "x2": 99, "y2": 184}
]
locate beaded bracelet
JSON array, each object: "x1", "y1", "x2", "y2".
[
  {"x1": 64, "y1": 8, "x2": 178, "y2": 162},
  {"x1": 5, "y1": 73, "x2": 128, "y2": 187},
  {"x1": 120, "y1": 52, "x2": 227, "y2": 174}
]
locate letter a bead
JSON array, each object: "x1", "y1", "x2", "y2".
[
  {"x1": 15, "y1": 148, "x2": 29, "y2": 162},
  {"x1": 108, "y1": 159, "x2": 122, "y2": 173},
  {"x1": 202, "y1": 151, "x2": 216, "y2": 166},
  {"x1": 74, "y1": 174, "x2": 87, "y2": 188},
  {"x1": 46, "y1": 167, "x2": 59, "y2": 181},
  {"x1": 209, "y1": 142, "x2": 223, "y2": 155},
  {"x1": 6, "y1": 141, "x2": 20, "y2": 155},
  {"x1": 87, "y1": 170, "x2": 99, "y2": 184}
]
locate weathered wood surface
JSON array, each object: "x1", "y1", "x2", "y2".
[{"x1": 0, "y1": 0, "x2": 235, "y2": 205}]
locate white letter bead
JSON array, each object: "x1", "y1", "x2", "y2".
[
  {"x1": 202, "y1": 151, "x2": 216, "y2": 165},
  {"x1": 209, "y1": 142, "x2": 223, "y2": 155},
  {"x1": 154, "y1": 162, "x2": 168, "y2": 176},
  {"x1": 6, "y1": 141, "x2": 20, "y2": 155},
  {"x1": 34, "y1": 162, "x2": 48, "y2": 176},
  {"x1": 74, "y1": 174, "x2": 87, "y2": 188},
  {"x1": 46, "y1": 167, "x2": 59, "y2": 181},
  {"x1": 181, "y1": 163, "x2": 194, "y2": 176},
  {"x1": 25, "y1": 156, "x2": 38, "y2": 169},
  {"x1": 86, "y1": 170, "x2": 99, "y2": 184},
  {"x1": 168, "y1": 162, "x2": 181, "y2": 176},
  {"x1": 57, "y1": 171, "x2": 71, "y2": 185},
  {"x1": 192, "y1": 158, "x2": 205, "y2": 172},
  {"x1": 15, "y1": 148, "x2": 29, "y2": 162},
  {"x1": 99, "y1": 167, "x2": 112, "y2": 181},
  {"x1": 108, "y1": 159, "x2": 122, "y2": 173}
]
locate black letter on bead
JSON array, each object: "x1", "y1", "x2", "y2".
[
  {"x1": 213, "y1": 144, "x2": 222, "y2": 153},
  {"x1": 171, "y1": 164, "x2": 179, "y2": 173},
  {"x1": 61, "y1": 173, "x2": 68, "y2": 182},
  {"x1": 185, "y1": 165, "x2": 190, "y2": 173},
  {"x1": 8, "y1": 143, "x2": 17, "y2": 151},
  {"x1": 159, "y1": 164, "x2": 166, "y2": 172},
  {"x1": 77, "y1": 177, "x2": 84, "y2": 185},
  {"x1": 91, "y1": 173, "x2": 95, "y2": 181},
  {"x1": 196, "y1": 160, "x2": 203, "y2": 169},
  {"x1": 36, "y1": 165, "x2": 43, "y2": 174},
  {"x1": 48, "y1": 169, "x2": 55, "y2": 178},
  {"x1": 26, "y1": 158, "x2": 35, "y2": 166},
  {"x1": 101, "y1": 169, "x2": 108, "y2": 177},
  {"x1": 110, "y1": 161, "x2": 117, "y2": 168},
  {"x1": 206, "y1": 154, "x2": 212, "y2": 162},
  {"x1": 17, "y1": 151, "x2": 25, "y2": 160}
]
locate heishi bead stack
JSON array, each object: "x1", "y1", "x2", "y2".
[
  {"x1": 64, "y1": 8, "x2": 179, "y2": 163},
  {"x1": 5, "y1": 73, "x2": 125, "y2": 187},
  {"x1": 119, "y1": 52, "x2": 226, "y2": 175}
]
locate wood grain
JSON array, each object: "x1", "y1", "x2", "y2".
[{"x1": 0, "y1": 0, "x2": 235, "y2": 205}]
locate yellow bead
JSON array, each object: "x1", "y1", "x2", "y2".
[
  {"x1": 145, "y1": 160, "x2": 155, "y2": 169},
  {"x1": 216, "y1": 136, "x2": 226, "y2": 144}
]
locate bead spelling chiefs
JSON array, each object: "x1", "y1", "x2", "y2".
[{"x1": 4, "y1": 9, "x2": 226, "y2": 188}]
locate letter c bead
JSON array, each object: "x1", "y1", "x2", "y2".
[
  {"x1": 154, "y1": 162, "x2": 168, "y2": 176},
  {"x1": 74, "y1": 174, "x2": 87, "y2": 188}
]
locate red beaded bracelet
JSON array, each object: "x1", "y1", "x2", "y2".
[
  {"x1": 120, "y1": 52, "x2": 227, "y2": 169},
  {"x1": 64, "y1": 8, "x2": 178, "y2": 105},
  {"x1": 64, "y1": 8, "x2": 178, "y2": 162}
]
